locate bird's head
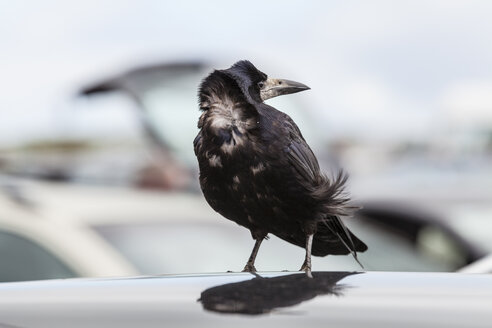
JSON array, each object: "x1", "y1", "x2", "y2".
[{"x1": 221, "y1": 60, "x2": 310, "y2": 104}]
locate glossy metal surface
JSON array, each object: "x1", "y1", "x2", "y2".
[{"x1": 0, "y1": 271, "x2": 491, "y2": 328}]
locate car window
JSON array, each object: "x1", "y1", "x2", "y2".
[{"x1": 0, "y1": 230, "x2": 77, "y2": 282}]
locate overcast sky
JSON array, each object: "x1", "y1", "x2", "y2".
[{"x1": 1, "y1": 0, "x2": 492, "y2": 145}]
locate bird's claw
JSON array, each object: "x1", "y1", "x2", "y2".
[{"x1": 300, "y1": 261, "x2": 313, "y2": 278}]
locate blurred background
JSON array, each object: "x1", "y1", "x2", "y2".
[{"x1": 0, "y1": 0, "x2": 491, "y2": 282}]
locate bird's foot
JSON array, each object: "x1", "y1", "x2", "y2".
[
  {"x1": 242, "y1": 263, "x2": 257, "y2": 272},
  {"x1": 300, "y1": 260, "x2": 313, "y2": 278},
  {"x1": 300, "y1": 233, "x2": 314, "y2": 278}
]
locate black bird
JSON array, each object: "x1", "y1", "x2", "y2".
[{"x1": 194, "y1": 60, "x2": 367, "y2": 274}]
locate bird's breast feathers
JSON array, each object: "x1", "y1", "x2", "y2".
[{"x1": 199, "y1": 100, "x2": 258, "y2": 155}]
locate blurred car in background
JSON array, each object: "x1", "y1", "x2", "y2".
[
  {"x1": 0, "y1": 61, "x2": 327, "y2": 191},
  {"x1": 0, "y1": 60, "x2": 490, "y2": 282},
  {"x1": 0, "y1": 174, "x2": 489, "y2": 282}
]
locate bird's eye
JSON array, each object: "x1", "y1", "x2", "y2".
[{"x1": 258, "y1": 81, "x2": 265, "y2": 88}]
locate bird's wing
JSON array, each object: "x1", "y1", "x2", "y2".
[{"x1": 282, "y1": 118, "x2": 320, "y2": 183}]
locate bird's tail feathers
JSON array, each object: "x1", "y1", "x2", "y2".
[
  {"x1": 319, "y1": 217, "x2": 366, "y2": 268},
  {"x1": 311, "y1": 170, "x2": 367, "y2": 268},
  {"x1": 311, "y1": 170, "x2": 359, "y2": 217}
]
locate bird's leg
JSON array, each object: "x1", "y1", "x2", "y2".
[
  {"x1": 300, "y1": 233, "x2": 314, "y2": 278},
  {"x1": 242, "y1": 238, "x2": 263, "y2": 272}
]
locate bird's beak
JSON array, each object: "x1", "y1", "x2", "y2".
[{"x1": 260, "y1": 78, "x2": 310, "y2": 101}]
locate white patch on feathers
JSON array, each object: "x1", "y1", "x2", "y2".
[
  {"x1": 250, "y1": 162, "x2": 265, "y2": 175},
  {"x1": 208, "y1": 154, "x2": 222, "y2": 167}
]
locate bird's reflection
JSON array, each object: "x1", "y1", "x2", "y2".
[{"x1": 199, "y1": 271, "x2": 360, "y2": 315}]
